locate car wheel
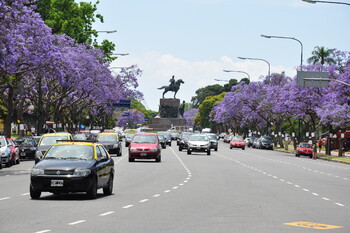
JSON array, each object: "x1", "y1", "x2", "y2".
[
  {"x1": 118, "y1": 149, "x2": 122, "y2": 157},
  {"x1": 309, "y1": 155, "x2": 312, "y2": 158},
  {"x1": 230, "y1": 147, "x2": 232, "y2": 149},
  {"x1": 0, "y1": 163, "x2": 2, "y2": 169},
  {"x1": 242, "y1": 147, "x2": 245, "y2": 150},
  {"x1": 6, "y1": 161, "x2": 11, "y2": 167},
  {"x1": 17, "y1": 157, "x2": 20, "y2": 164},
  {"x1": 156, "y1": 156, "x2": 161, "y2": 162},
  {"x1": 103, "y1": 174, "x2": 113, "y2": 195},
  {"x1": 129, "y1": 157, "x2": 134, "y2": 162},
  {"x1": 207, "y1": 150, "x2": 211, "y2": 155},
  {"x1": 187, "y1": 150, "x2": 191, "y2": 155},
  {"x1": 87, "y1": 177, "x2": 98, "y2": 199},
  {"x1": 30, "y1": 185, "x2": 41, "y2": 200},
  {"x1": 215, "y1": 148, "x2": 218, "y2": 151},
  {"x1": 179, "y1": 145, "x2": 182, "y2": 151}
]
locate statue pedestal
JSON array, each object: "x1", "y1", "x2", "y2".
[{"x1": 147, "y1": 98, "x2": 186, "y2": 131}]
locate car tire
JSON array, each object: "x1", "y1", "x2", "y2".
[
  {"x1": 187, "y1": 150, "x2": 191, "y2": 155},
  {"x1": 30, "y1": 185, "x2": 41, "y2": 200},
  {"x1": 230, "y1": 147, "x2": 232, "y2": 149},
  {"x1": 118, "y1": 149, "x2": 122, "y2": 157},
  {"x1": 207, "y1": 150, "x2": 211, "y2": 155},
  {"x1": 129, "y1": 157, "x2": 134, "y2": 162},
  {"x1": 0, "y1": 163, "x2": 2, "y2": 169},
  {"x1": 215, "y1": 148, "x2": 218, "y2": 151},
  {"x1": 87, "y1": 177, "x2": 98, "y2": 199},
  {"x1": 103, "y1": 174, "x2": 113, "y2": 195},
  {"x1": 6, "y1": 161, "x2": 11, "y2": 167},
  {"x1": 156, "y1": 156, "x2": 161, "y2": 162},
  {"x1": 179, "y1": 145, "x2": 182, "y2": 151},
  {"x1": 242, "y1": 147, "x2": 245, "y2": 150},
  {"x1": 17, "y1": 158, "x2": 20, "y2": 164}
]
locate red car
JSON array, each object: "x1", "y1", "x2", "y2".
[
  {"x1": 128, "y1": 133, "x2": 161, "y2": 162},
  {"x1": 296, "y1": 142, "x2": 313, "y2": 158},
  {"x1": 7, "y1": 138, "x2": 20, "y2": 165},
  {"x1": 230, "y1": 137, "x2": 246, "y2": 150}
]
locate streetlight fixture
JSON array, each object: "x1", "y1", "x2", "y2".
[
  {"x1": 238, "y1": 57, "x2": 270, "y2": 76},
  {"x1": 214, "y1": 79, "x2": 230, "y2": 82},
  {"x1": 261, "y1": 34, "x2": 303, "y2": 69},
  {"x1": 223, "y1": 70, "x2": 251, "y2": 80},
  {"x1": 80, "y1": 30, "x2": 117, "y2": 34},
  {"x1": 302, "y1": 0, "x2": 350, "y2": 6},
  {"x1": 113, "y1": 53, "x2": 129, "y2": 56}
]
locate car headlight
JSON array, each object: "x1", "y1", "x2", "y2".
[
  {"x1": 113, "y1": 144, "x2": 118, "y2": 148},
  {"x1": 130, "y1": 147, "x2": 137, "y2": 152},
  {"x1": 73, "y1": 168, "x2": 91, "y2": 177},
  {"x1": 150, "y1": 147, "x2": 158, "y2": 152},
  {"x1": 31, "y1": 168, "x2": 44, "y2": 176},
  {"x1": 35, "y1": 150, "x2": 43, "y2": 158},
  {"x1": 204, "y1": 143, "x2": 209, "y2": 147},
  {"x1": 188, "y1": 143, "x2": 194, "y2": 147}
]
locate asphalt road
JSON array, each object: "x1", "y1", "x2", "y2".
[{"x1": 0, "y1": 140, "x2": 349, "y2": 233}]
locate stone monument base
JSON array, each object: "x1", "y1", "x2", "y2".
[{"x1": 146, "y1": 98, "x2": 186, "y2": 132}]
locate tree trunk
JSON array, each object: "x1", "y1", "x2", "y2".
[
  {"x1": 338, "y1": 128, "x2": 345, "y2": 157},
  {"x1": 3, "y1": 87, "x2": 15, "y2": 138}
]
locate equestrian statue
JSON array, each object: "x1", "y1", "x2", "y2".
[{"x1": 158, "y1": 75, "x2": 185, "y2": 98}]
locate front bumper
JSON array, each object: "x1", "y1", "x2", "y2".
[
  {"x1": 188, "y1": 146, "x2": 210, "y2": 152},
  {"x1": 129, "y1": 152, "x2": 160, "y2": 159}
]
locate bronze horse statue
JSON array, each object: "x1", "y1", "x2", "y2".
[{"x1": 158, "y1": 79, "x2": 184, "y2": 98}]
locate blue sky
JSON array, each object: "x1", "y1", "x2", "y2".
[{"x1": 92, "y1": 0, "x2": 350, "y2": 111}]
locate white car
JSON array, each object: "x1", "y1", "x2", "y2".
[{"x1": 187, "y1": 134, "x2": 211, "y2": 155}]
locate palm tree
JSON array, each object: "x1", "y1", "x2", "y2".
[{"x1": 307, "y1": 46, "x2": 336, "y2": 65}]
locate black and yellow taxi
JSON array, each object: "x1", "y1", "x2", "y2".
[
  {"x1": 30, "y1": 140, "x2": 114, "y2": 199},
  {"x1": 96, "y1": 132, "x2": 122, "y2": 156}
]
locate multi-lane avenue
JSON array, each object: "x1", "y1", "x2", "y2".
[{"x1": 0, "y1": 140, "x2": 349, "y2": 233}]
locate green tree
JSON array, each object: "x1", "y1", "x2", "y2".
[
  {"x1": 131, "y1": 99, "x2": 157, "y2": 123},
  {"x1": 191, "y1": 84, "x2": 224, "y2": 107},
  {"x1": 307, "y1": 46, "x2": 336, "y2": 65},
  {"x1": 35, "y1": 0, "x2": 116, "y2": 62},
  {"x1": 194, "y1": 92, "x2": 226, "y2": 128}
]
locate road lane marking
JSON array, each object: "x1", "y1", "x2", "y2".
[
  {"x1": 284, "y1": 221, "x2": 343, "y2": 230},
  {"x1": 312, "y1": 193, "x2": 319, "y2": 196},
  {"x1": 99, "y1": 211, "x2": 114, "y2": 216},
  {"x1": 123, "y1": 205, "x2": 133, "y2": 209},
  {"x1": 179, "y1": 183, "x2": 184, "y2": 186},
  {"x1": 164, "y1": 190, "x2": 171, "y2": 193},
  {"x1": 294, "y1": 185, "x2": 300, "y2": 188},
  {"x1": 172, "y1": 186, "x2": 178, "y2": 189},
  {"x1": 153, "y1": 194, "x2": 160, "y2": 197},
  {"x1": 335, "y1": 203, "x2": 345, "y2": 207},
  {"x1": 139, "y1": 199, "x2": 149, "y2": 203},
  {"x1": 35, "y1": 230, "x2": 51, "y2": 233},
  {"x1": 322, "y1": 197, "x2": 330, "y2": 201},
  {"x1": 68, "y1": 220, "x2": 86, "y2": 225},
  {"x1": 302, "y1": 189, "x2": 309, "y2": 192},
  {"x1": 21, "y1": 193, "x2": 30, "y2": 196},
  {"x1": 0, "y1": 197, "x2": 11, "y2": 201}
]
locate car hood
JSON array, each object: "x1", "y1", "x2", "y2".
[
  {"x1": 130, "y1": 143, "x2": 158, "y2": 148},
  {"x1": 35, "y1": 159, "x2": 95, "y2": 169},
  {"x1": 38, "y1": 145, "x2": 51, "y2": 152}
]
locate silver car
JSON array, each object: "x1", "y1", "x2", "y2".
[{"x1": 187, "y1": 134, "x2": 211, "y2": 155}]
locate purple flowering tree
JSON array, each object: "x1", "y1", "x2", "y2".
[
  {"x1": 183, "y1": 108, "x2": 198, "y2": 126},
  {"x1": 116, "y1": 110, "x2": 145, "y2": 128}
]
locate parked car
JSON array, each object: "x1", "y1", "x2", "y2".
[
  {"x1": 258, "y1": 136, "x2": 274, "y2": 150},
  {"x1": 0, "y1": 136, "x2": 14, "y2": 167},
  {"x1": 35, "y1": 132, "x2": 73, "y2": 163},
  {"x1": 7, "y1": 138, "x2": 20, "y2": 165},
  {"x1": 128, "y1": 133, "x2": 161, "y2": 162},
  {"x1": 187, "y1": 134, "x2": 211, "y2": 155},
  {"x1": 30, "y1": 140, "x2": 114, "y2": 199},
  {"x1": 230, "y1": 137, "x2": 246, "y2": 150},
  {"x1": 252, "y1": 137, "x2": 261, "y2": 148},
  {"x1": 15, "y1": 136, "x2": 38, "y2": 159},
  {"x1": 247, "y1": 136, "x2": 257, "y2": 148},
  {"x1": 223, "y1": 134, "x2": 233, "y2": 143},
  {"x1": 157, "y1": 134, "x2": 167, "y2": 149},
  {"x1": 97, "y1": 132, "x2": 122, "y2": 156},
  {"x1": 178, "y1": 132, "x2": 193, "y2": 151},
  {"x1": 296, "y1": 142, "x2": 313, "y2": 158},
  {"x1": 206, "y1": 133, "x2": 219, "y2": 151},
  {"x1": 124, "y1": 133, "x2": 135, "y2": 147}
]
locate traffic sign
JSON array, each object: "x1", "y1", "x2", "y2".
[{"x1": 297, "y1": 71, "x2": 329, "y2": 87}]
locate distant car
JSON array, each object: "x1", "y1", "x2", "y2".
[
  {"x1": 35, "y1": 133, "x2": 73, "y2": 164},
  {"x1": 97, "y1": 132, "x2": 122, "y2": 156},
  {"x1": 128, "y1": 133, "x2": 161, "y2": 162},
  {"x1": 252, "y1": 137, "x2": 260, "y2": 148},
  {"x1": 218, "y1": 132, "x2": 226, "y2": 139},
  {"x1": 296, "y1": 142, "x2": 313, "y2": 158},
  {"x1": 7, "y1": 138, "x2": 20, "y2": 165},
  {"x1": 178, "y1": 132, "x2": 193, "y2": 151},
  {"x1": 30, "y1": 140, "x2": 114, "y2": 199},
  {"x1": 247, "y1": 136, "x2": 256, "y2": 148},
  {"x1": 124, "y1": 133, "x2": 135, "y2": 147},
  {"x1": 73, "y1": 133, "x2": 88, "y2": 140},
  {"x1": 157, "y1": 132, "x2": 172, "y2": 146},
  {"x1": 170, "y1": 132, "x2": 180, "y2": 140},
  {"x1": 223, "y1": 134, "x2": 232, "y2": 143},
  {"x1": 206, "y1": 133, "x2": 218, "y2": 151},
  {"x1": 157, "y1": 134, "x2": 167, "y2": 149},
  {"x1": 0, "y1": 136, "x2": 14, "y2": 167},
  {"x1": 15, "y1": 136, "x2": 38, "y2": 159},
  {"x1": 230, "y1": 137, "x2": 246, "y2": 150},
  {"x1": 258, "y1": 136, "x2": 273, "y2": 150},
  {"x1": 187, "y1": 134, "x2": 211, "y2": 155}
]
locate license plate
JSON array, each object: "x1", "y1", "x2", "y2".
[
  {"x1": 196, "y1": 147, "x2": 201, "y2": 149},
  {"x1": 140, "y1": 153, "x2": 147, "y2": 156},
  {"x1": 51, "y1": 180, "x2": 63, "y2": 187},
  {"x1": 20, "y1": 152, "x2": 26, "y2": 157}
]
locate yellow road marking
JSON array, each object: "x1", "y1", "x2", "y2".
[{"x1": 284, "y1": 221, "x2": 343, "y2": 230}]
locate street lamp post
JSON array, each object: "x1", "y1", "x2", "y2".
[
  {"x1": 80, "y1": 30, "x2": 117, "y2": 34},
  {"x1": 302, "y1": 0, "x2": 350, "y2": 6},
  {"x1": 238, "y1": 56, "x2": 270, "y2": 76},
  {"x1": 261, "y1": 34, "x2": 303, "y2": 70},
  {"x1": 113, "y1": 53, "x2": 129, "y2": 56},
  {"x1": 214, "y1": 79, "x2": 229, "y2": 82},
  {"x1": 223, "y1": 70, "x2": 251, "y2": 81}
]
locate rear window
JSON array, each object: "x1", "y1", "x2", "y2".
[
  {"x1": 39, "y1": 136, "x2": 69, "y2": 146},
  {"x1": 97, "y1": 134, "x2": 118, "y2": 142},
  {"x1": 190, "y1": 136, "x2": 208, "y2": 141}
]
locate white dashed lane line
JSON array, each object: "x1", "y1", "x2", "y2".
[
  {"x1": 99, "y1": 211, "x2": 114, "y2": 216},
  {"x1": 123, "y1": 205, "x2": 134, "y2": 209},
  {"x1": 0, "y1": 197, "x2": 11, "y2": 201},
  {"x1": 139, "y1": 199, "x2": 149, "y2": 203},
  {"x1": 68, "y1": 220, "x2": 86, "y2": 225},
  {"x1": 35, "y1": 230, "x2": 51, "y2": 233},
  {"x1": 216, "y1": 153, "x2": 346, "y2": 208}
]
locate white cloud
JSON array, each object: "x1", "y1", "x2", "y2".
[{"x1": 111, "y1": 51, "x2": 296, "y2": 111}]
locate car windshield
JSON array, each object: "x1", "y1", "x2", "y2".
[
  {"x1": 132, "y1": 135, "x2": 157, "y2": 144},
  {"x1": 207, "y1": 135, "x2": 217, "y2": 140},
  {"x1": 300, "y1": 143, "x2": 312, "y2": 148},
  {"x1": 157, "y1": 135, "x2": 165, "y2": 140},
  {"x1": 73, "y1": 134, "x2": 87, "y2": 140},
  {"x1": 190, "y1": 136, "x2": 208, "y2": 141},
  {"x1": 232, "y1": 138, "x2": 244, "y2": 142},
  {"x1": 262, "y1": 139, "x2": 272, "y2": 143},
  {"x1": 182, "y1": 134, "x2": 192, "y2": 139},
  {"x1": 16, "y1": 138, "x2": 35, "y2": 146},
  {"x1": 39, "y1": 136, "x2": 69, "y2": 146},
  {"x1": 98, "y1": 134, "x2": 117, "y2": 142},
  {"x1": 45, "y1": 145, "x2": 94, "y2": 160}
]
